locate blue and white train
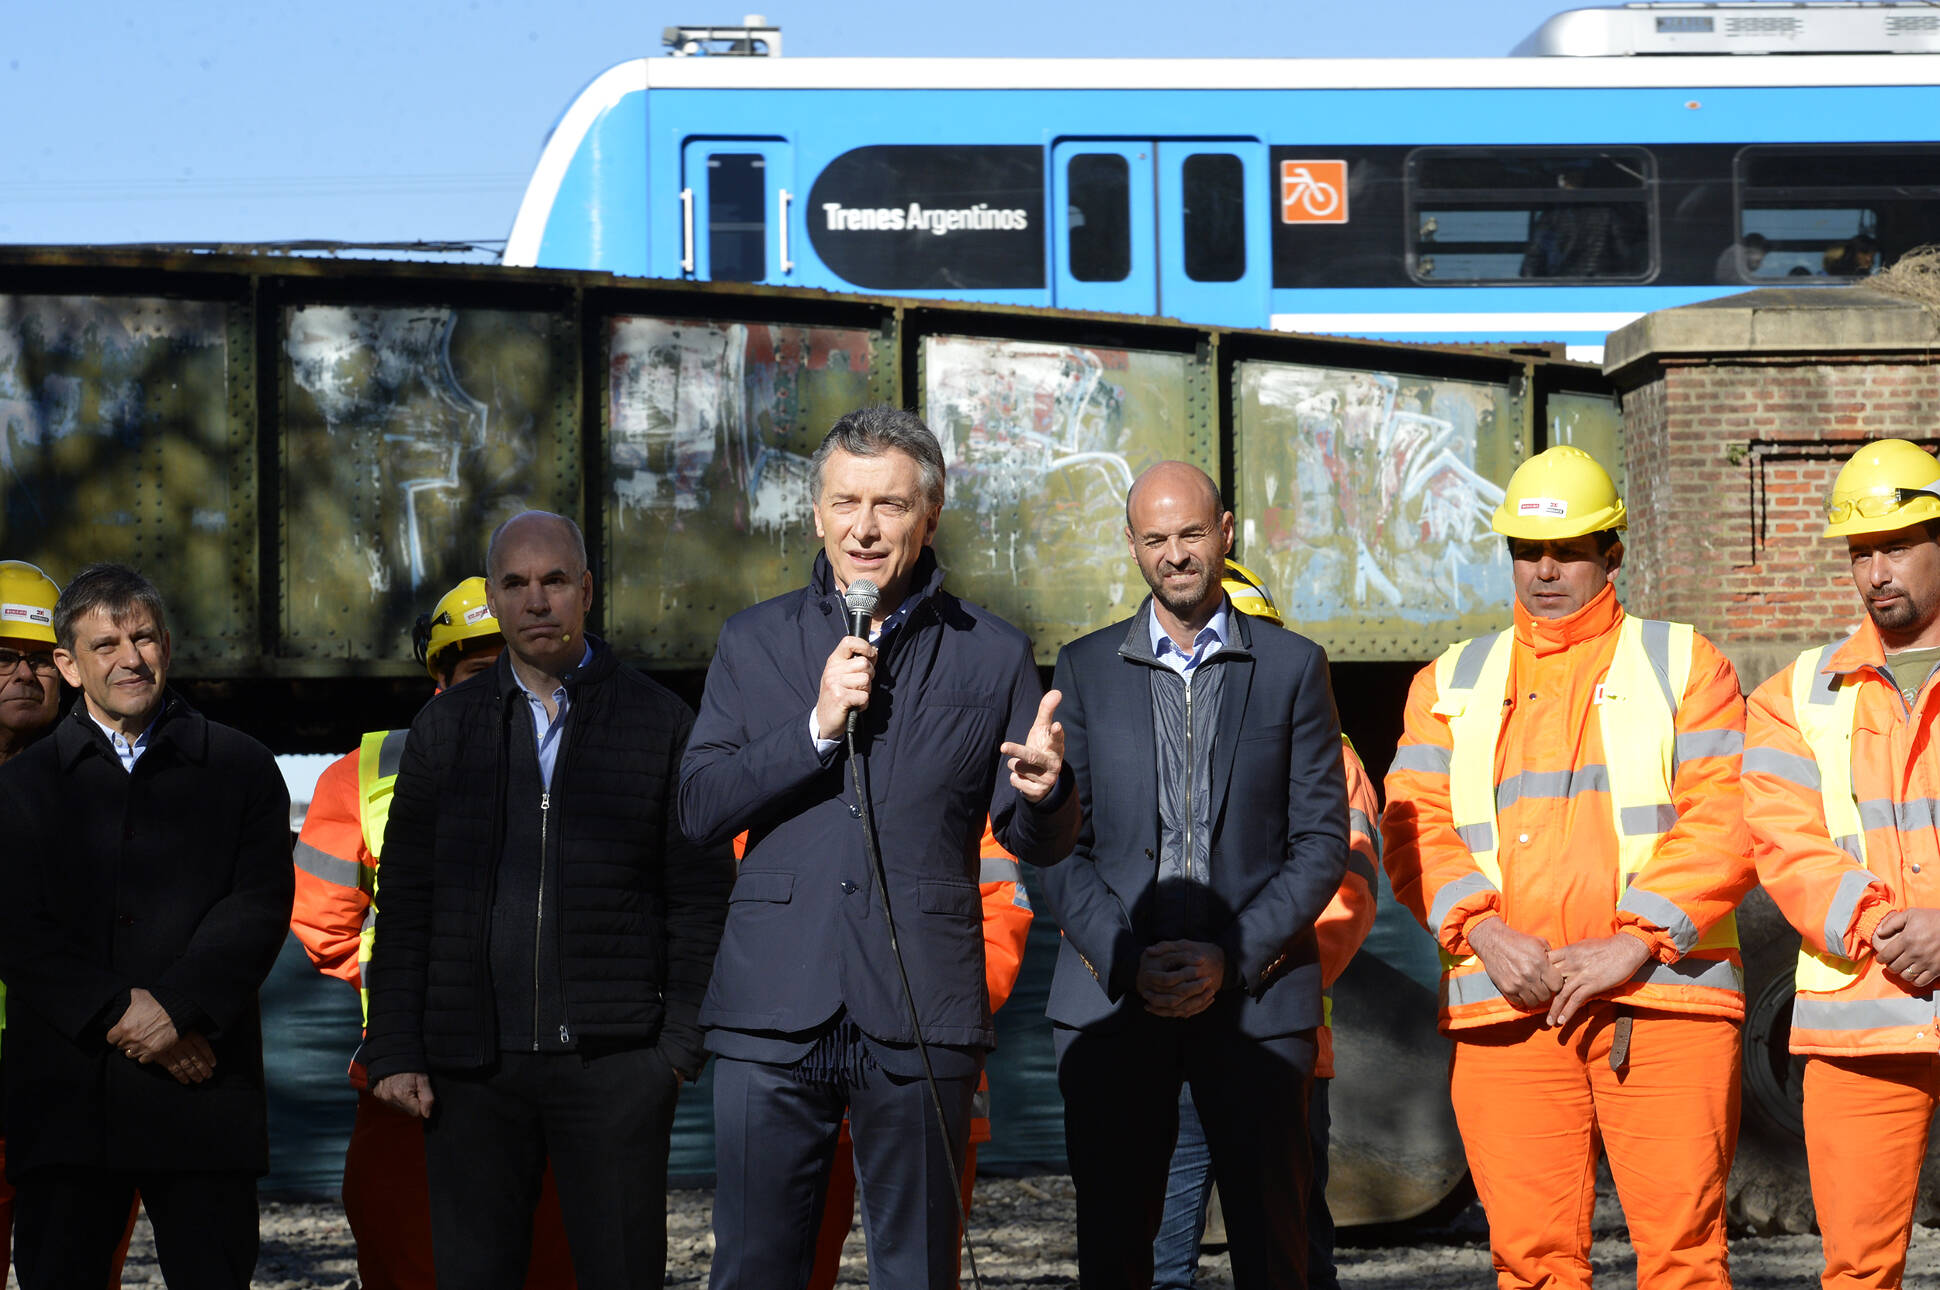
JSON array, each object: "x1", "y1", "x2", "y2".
[{"x1": 506, "y1": 3, "x2": 1940, "y2": 357}]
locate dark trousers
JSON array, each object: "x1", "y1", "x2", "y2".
[
  {"x1": 422, "y1": 1046, "x2": 680, "y2": 1290},
  {"x1": 12, "y1": 1166, "x2": 257, "y2": 1290},
  {"x1": 1152, "y1": 1078, "x2": 1338, "y2": 1290},
  {"x1": 1056, "y1": 1005, "x2": 1317, "y2": 1290},
  {"x1": 708, "y1": 1053, "x2": 978, "y2": 1290}
]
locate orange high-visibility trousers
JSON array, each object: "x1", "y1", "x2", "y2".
[
  {"x1": 1449, "y1": 1006, "x2": 1740, "y2": 1290},
  {"x1": 342, "y1": 1089, "x2": 577, "y2": 1290},
  {"x1": 1803, "y1": 1053, "x2": 1940, "y2": 1290}
]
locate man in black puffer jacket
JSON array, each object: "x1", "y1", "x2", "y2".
[{"x1": 362, "y1": 511, "x2": 732, "y2": 1290}]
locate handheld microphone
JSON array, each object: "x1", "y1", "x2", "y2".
[
  {"x1": 843, "y1": 580, "x2": 880, "y2": 738},
  {"x1": 844, "y1": 579, "x2": 879, "y2": 642}
]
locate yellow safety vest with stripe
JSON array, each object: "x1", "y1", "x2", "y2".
[
  {"x1": 1788, "y1": 645, "x2": 1871, "y2": 993},
  {"x1": 352, "y1": 728, "x2": 409, "y2": 1026},
  {"x1": 1431, "y1": 615, "x2": 1739, "y2": 981}
]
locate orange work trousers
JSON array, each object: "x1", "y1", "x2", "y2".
[
  {"x1": 342, "y1": 1089, "x2": 577, "y2": 1290},
  {"x1": 1448, "y1": 1006, "x2": 1740, "y2": 1290},
  {"x1": 1803, "y1": 1053, "x2": 1940, "y2": 1290},
  {"x1": 807, "y1": 1130, "x2": 978, "y2": 1290}
]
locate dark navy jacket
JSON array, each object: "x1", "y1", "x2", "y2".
[
  {"x1": 1042, "y1": 601, "x2": 1349, "y2": 1039},
  {"x1": 679, "y1": 550, "x2": 1079, "y2": 1051}
]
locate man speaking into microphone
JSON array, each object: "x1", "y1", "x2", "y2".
[{"x1": 681, "y1": 407, "x2": 1079, "y2": 1290}]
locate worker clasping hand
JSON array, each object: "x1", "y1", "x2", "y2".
[
  {"x1": 1873, "y1": 908, "x2": 1940, "y2": 988},
  {"x1": 1545, "y1": 933, "x2": 1652, "y2": 1028},
  {"x1": 1000, "y1": 690, "x2": 1065, "y2": 804},
  {"x1": 1466, "y1": 916, "x2": 1563, "y2": 1012}
]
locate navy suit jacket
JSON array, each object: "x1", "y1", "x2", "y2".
[
  {"x1": 1042, "y1": 601, "x2": 1349, "y2": 1039},
  {"x1": 679, "y1": 550, "x2": 1079, "y2": 1050}
]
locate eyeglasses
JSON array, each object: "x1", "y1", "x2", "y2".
[
  {"x1": 0, "y1": 647, "x2": 58, "y2": 676},
  {"x1": 1825, "y1": 485, "x2": 1940, "y2": 525}
]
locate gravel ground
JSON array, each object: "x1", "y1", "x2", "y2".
[{"x1": 89, "y1": 1179, "x2": 1940, "y2": 1288}]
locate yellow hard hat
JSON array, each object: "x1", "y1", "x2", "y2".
[
  {"x1": 411, "y1": 576, "x2": 501, "y2": 681},
  {"x1": 1822, "y1": 438, "x2": 1940, "y2": 538},
  {"x1": 1491, "y1": 445, "x2": 1626, "y2": 540},
  {"x1": 0, "y1": 561, "x2": 60, "y2": 645},
  {"x1": 1222, "y1": 559, "x2": 1284, "y2": 628}
]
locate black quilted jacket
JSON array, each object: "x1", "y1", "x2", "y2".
[{"x1": 362, "y1": 638, "x2": 733, "y2": 1080}]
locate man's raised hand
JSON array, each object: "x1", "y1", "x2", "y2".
[
  {"x1": 815, "y1": 635, "x2": 878, "y2": 742},
  {"x1": 1001, "y1": 690, "x2": 1065, "y2": 803}
]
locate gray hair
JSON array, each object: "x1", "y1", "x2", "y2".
[
  {"x1": 809, "y1": 406, "x2": 947, "y2": 511},
  {"x1": 486, "y1": 511, "x2": 589, "y2": 580},
  {"x1": 53, "y1": 563, "x2": 169, "y2": 651}
]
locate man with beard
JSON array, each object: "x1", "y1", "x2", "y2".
[
  {"x1": 1040, "y1": 461, "x2": 1348, "y2": 1289},
  {"x1": 1746, "y1": 438, "x2": 1940, "y2": 1289}
]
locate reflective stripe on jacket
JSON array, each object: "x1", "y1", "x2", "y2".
[
  {"x1": 1382, "y1": 586, "x2": 1752, "y2": 1032},
  {"x1": 1746, "y1": 625, "x2": 1940, "y2": 1056},
  {"x1": 290, "y1": 729, "x2": 404, "y2": 1078},
  {"x1": 1317, "y1": 740, "x2": 1380, "y2": 1079}
]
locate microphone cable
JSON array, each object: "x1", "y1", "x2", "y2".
[{"x1": 843, "y1": 593, "x2": 986, "y2": 1290}]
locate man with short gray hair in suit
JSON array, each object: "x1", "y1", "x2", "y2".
[{"x1": 681, "y1": 406, "x2": 1078, "y2": 1290}]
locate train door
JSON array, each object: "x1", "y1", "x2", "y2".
[
  {"x1": 1051, "y1": 140, "x2": 1270, "y2": 325},
  {"x1": 1155, "y1": 141, "x2": 1270, "y2": 326},
  {"x1": 679, "y1": 140, "x2": 797, "y2": 284},
  {"x1": 1051, "y1": 142, "x2": 1157, "y2": 316}
]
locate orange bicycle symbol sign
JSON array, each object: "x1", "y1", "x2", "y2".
[{"x1": 1280, "y1": 160, "x2": 1348, "y2": 224}]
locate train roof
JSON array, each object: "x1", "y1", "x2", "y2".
[
  {"x1": 613, "y1": 52, "x2": 1940, "y2": 92},
  {"x1": 1516, "y1": 3, "x2": 1940, "y2": 57}
]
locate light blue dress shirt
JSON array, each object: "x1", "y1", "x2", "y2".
[
  {"x1": 1149, "y1": 602, "x2": 1230, "y2": 678},
  {"x1": 512, "y1": 643, "x2": 593, "y2": 790},
  {"x1": 88, "y1": 710, "x2": 156, "y2": 773}
]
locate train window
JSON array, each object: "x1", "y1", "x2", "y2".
[
  {"x1": 1067, "y1": 154, "x2": 1131, "y2": 283},
  {"x1": 707, "y1": 154, "x2": 766, "y2": 282},
  {"x1": 1182, "y1": 153, "x2": 1246, "y2": 282},
  {"x1": 1405, "y1": 148, "x2": 1654, "y2": 284},
  {"x1": 1734, "y1": 146, "x2": 1940, "y2": 281}
]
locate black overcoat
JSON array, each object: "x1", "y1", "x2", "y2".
[{"x1": 0, "y1": 695, "x2": 293, "y2": 1178}]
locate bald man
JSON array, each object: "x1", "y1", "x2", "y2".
[
  {"x1": 1041, "y1": 462, "x2": 1349, "y2": 1290},
  {"x1": 363, "y1": 512, "x2": 733, "y2": 1290}
]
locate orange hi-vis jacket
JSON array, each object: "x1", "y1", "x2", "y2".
[
  {"x1": 1383, "y1": 585, "x2": 1753, "y2": 1032},
  {"x1": 291, "y1": 731, "x2": 405, "y2": 1086},
  {"x1": 1746, "y1": 621, "x2": 1940, "y2": 1057},
  {"x1": 731, "y1": 821, "x2": 1033, "y2": 1145},
  {"x1": 1317, "y1": 742, "x2": 1381, "y2": 1080}
]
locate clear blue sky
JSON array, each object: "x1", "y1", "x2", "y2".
[{"x1": 0, "y1": 1, "x2": 1685, "y2": 248}]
